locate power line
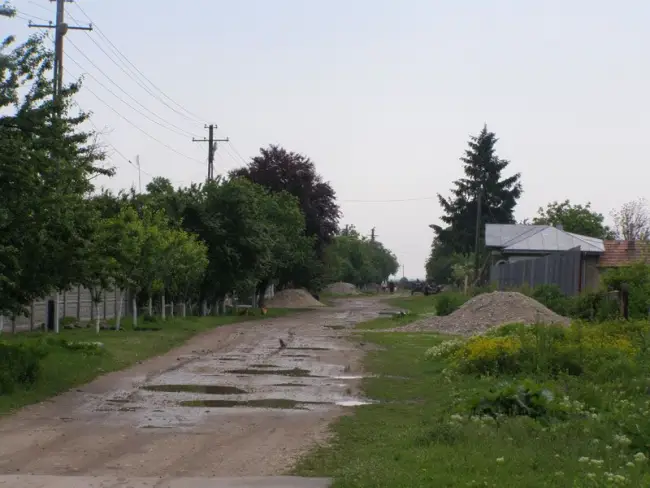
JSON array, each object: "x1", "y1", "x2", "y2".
[
  {"x1": 65, "y1": 37, "x2": 199, "y2": 138},
  {"x1": 70, "y1": 3, "x2": 206, "y2": 124},
  {"x1": 14, "y1": 9, "x2": 50, "y2": 23},
  {"x1": 226, "y1": 141, "x2": 250, "y2": 165},
  {"x1": 341, "y1": 196, "x2": 438, "y2": 203},
  {"x1": 64, "y1": 62, "x2": 205, "y2": 166}
]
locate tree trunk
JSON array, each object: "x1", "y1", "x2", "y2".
[
  {"x1": 257, "y1": 279, "x2": 269, "y2": 309},
  {"x1": 0, "y1": 315, "x2": 3, "y2": 334},
  {"x1": 161, "y1": 294, "x2": 166, "y2": 321},
  {"x1": 182, "y1": 302, "x2": 187, "y2": 318},
  {"x1": 11, "y1": 316, "x2": 16, "y2": 334},
  {"x1": 170, "y1": 301, "x2": 174, "y2": 318},
  {"x1": 54, "y1": 291, "x2": 60, "y2": 334},
  {"x1": 115, "y1": 289, "x2": 123, "y2": 330},
  {"x1": 201, "y1": 300, "x2": 207, "y2": 317},
  {"x1": 29, "y1": 303, "x2": 35, "y2": 331},
  {"x1": 95, "y1": 300, "x2": 101, "y2": 333},
  {"x1": 148, "y1": 296, "x2": 153, "y2": 316},
  {"x1": 132, "y1": 295, "x2": 138, "y2": 328}
]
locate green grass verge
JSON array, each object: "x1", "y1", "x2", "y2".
[
  {"x1": 354, "y1": 295, "x2": 437, "y2": 330},
  {"x1": 0, "y1": 309, "x2": 292, "y2": 415},
  {"x1": 296, "y1": 309, "x2": 650, "y2": 486}
]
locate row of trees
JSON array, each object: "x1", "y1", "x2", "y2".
[
  {"x1": 1, "y1": 29, "x2": 400, "y2": 328},
  {"x1": 323, "y1": 225, "x2": 399, "y2": 287},
  {"x1": 426, "y1": 124, "x2": 648, "y2": 284}
]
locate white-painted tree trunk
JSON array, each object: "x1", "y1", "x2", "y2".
[
  {"x1": 54, "y1": 291, "x2": 60, "y2": 334},
  {"x1": 115, "y1": 290, "x2": 123, "y2": 330},
  {"x1": 170, "y1": 301, "x2": 174, "y2": 318},
  {"x1": 95, "y1": 301, "x2": 101, "y2": 333},
  {"x1": 201, "y1": 300, "x2": 207, "y2": 316},
  {"x1": 132, "y1": 296, "x2": 138, "y2": 328},
  {"x1": 148, "y1": 297, "x2": 153, "y2": 316},
  {"x1": 181, "y1": 302, "x2": 187, "y2": 318},
  {"x1": 161, "y1": 294, "x2": 166, "y2": 321}
]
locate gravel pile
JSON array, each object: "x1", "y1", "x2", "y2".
[
  {"x1": 392, "y1": 291, "x2": 570, "y2": 336},
  {"x1": 324, "y1": 282, "x2": 359, "y2": 295},
  {"x1": 266, "y1": 289, "x2": 326, "y2": 309}
]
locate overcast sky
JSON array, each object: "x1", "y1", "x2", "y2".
[{"x1": 6, "y1": 0, "x2": 649, "y2": 279}]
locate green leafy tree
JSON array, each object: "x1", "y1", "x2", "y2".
[
  {"x1": 230, "y1": 145, "x2": 341, "y2": 290},
  {"x1": 431, "y1": 125, "x2": 522, "y2": 256},
  {"x1": 532, "y1": 200, "x2": 614, "y2": 239},
  {"x1": 0, "y1": 33, "x2": 109, "y2": 318}
]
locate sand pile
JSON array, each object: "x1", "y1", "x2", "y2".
[
  {"x1": 394, "y1": 291, "x2": 570, "y2": 336},
  {"x1": 324, "y1": 282, "x2": 359, "y2": 295},
  {"x1": 266, "y1": 289, "x2": 326, "y2": 309}
]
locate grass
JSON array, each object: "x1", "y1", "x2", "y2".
[
  {"x1": 354, "y1": 295, "x2": 438, "y2": 331},
  {"x1": 296, "y1": 305, "x2": 650, "y2": 486},
  {"x1": 0, "y1": 309, "x2": 292, "y2": 415}
]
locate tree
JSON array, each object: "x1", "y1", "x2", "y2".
[
  {"x1": 0, "y1": 33, "x2": 108, "y2": 318},
  {"x1": 532, "y1": 200, "x2": 614, "y2": 239},
  {"x1": 611, "y1": 199, "x2": 650, "y2": 241},
  {"x1": 431, "y1": 125, "x2": 522, "y2": 255},
  {"x1": 230, "y1": 145, "x2": 340, "y2": 289}
]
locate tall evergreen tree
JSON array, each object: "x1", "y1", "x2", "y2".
[{"x1": 431, "y1": 125, "x2": 522, "y2": 255}]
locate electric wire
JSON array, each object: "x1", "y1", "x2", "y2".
[
  {"x1": 65, "y1": 37, "x2": 199, "y2": 138},
  {"x1": 70, "y1": 3, "x2": 206, "y2": 124}
]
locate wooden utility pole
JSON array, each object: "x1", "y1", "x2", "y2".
[
  {"x1": 474, "y1": 187, "x2": 483, "y2": 283},
  {"x1": 29, "y1": 0, "x2": 92, "y2": 101},
  {"x1": 192, "y1": 124, "x2": 229, "y2": 182}
]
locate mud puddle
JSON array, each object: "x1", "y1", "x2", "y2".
[
  {"x1": 180, "y1": 399, "x2": 328, "y2": 410},
  {"x1": 142, "y1": 385, "x2": 247, "y2": 395},
  {"x1": 226, "y1": 367, "x2": 321, "y2": 377},
  {"x1": 287, "y1": 347, "x2": 330, "y2": 351},
  {"x1": 273, "y1": 383, "x2": 308, "y2": 387},
  {"x1": 325, "y1": 325, "x2": 346, "y2": 330}
]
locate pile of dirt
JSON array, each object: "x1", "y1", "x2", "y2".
[
  {"x1": 393, "y1": 291, "x2": 570, "y2": 336},
  {"x1": 266, "y1": 289, "x2": 326, "y2": 309},
  {"x1": 324, "y1": 282, "x2": 360, "y2": 295}
]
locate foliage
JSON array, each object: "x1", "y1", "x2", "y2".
[
  {"x1": 230, "y1": 145, "x2": 341, "y2": 289},
  {"x1": 323, "y1": 227, "x2": 398, "y2": 287},
  {"x1": 431, "y1": 125, "x2": 522, "y2": 256},
  {"x1": 611, "y1": 198, "x2": 650, "y2": 241},
  {"x1": 532, "y1": 200, "x2": 614, "y2": 239},
  {"x1": 0, "y1": 33, "x2": 109, "y2": 317},
  {"x1": 0, "y1": 342, "x2": 47, "y2": 394},
  {"x1": 602, "y1": 263, "x2": 650, "y2": 319},
  {"x1": 434, "y1": 291, "x2": 468, "y2": 316}
]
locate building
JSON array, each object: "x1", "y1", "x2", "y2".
[
  {"x1": 598, "y1": 240, "x2": 650, "y2": 269},
  {"x1": 486, "y1": 224, "x2": 605, "y2": 294}
]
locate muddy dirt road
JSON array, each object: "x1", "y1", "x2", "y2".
[{"x1": 0, "y1": 298, "x2": 390, "y2": 487}]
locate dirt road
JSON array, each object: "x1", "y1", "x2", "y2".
[{"x1": 0, "y1": 298, "x2": 389, "y2": 487}]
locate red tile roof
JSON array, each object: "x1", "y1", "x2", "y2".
[{"x1": 598, "y1": 240, "x2": 650, "y2": 267}]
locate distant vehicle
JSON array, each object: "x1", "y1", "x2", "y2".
[{"x1": 410, "y1": 280, "x2": 442, "y2": 296}]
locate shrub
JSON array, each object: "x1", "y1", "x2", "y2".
[
  {"x1": 425, "y1": 339, "x2": 465, "y2": 360},
  {"x1": 453, "y1": 336, "x2": 522, "y2": 374},
  {"x1": 531, "y1": 284, "x2": 571, "y2": 316},
  {"x1": 602, "y1": 262, "x2": 650, "y2": 319},
  {"x1": 435, "y1": 292, "x2": 468, "y2": 316},
  {"x1": 0, "y1": 342, "x2": 48, "y2": 394}
]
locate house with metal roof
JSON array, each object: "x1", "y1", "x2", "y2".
[{"x1": 486, "y1": 224, "x2": 605, "y2": 294}]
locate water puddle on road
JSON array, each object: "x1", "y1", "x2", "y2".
[
  {"x1": 273, "y1": 383, "x2": 309, "y2": 387},
  {"x1": 325, "y1": 325, "x2": 346, "y2": 330},
  {"x1": 287, "y1": 347, "x2": 330, "y2": 351},
  {"x1": 226, "y1": 368, "x2": 320, "y2": 378},
  {"x1": 142, "y1": 385, "x2": 247, "y2": 394},
  {"x1": 336, "y1": 400, "x2": 375, "y2": 407},
  {"x1": 180, "y1": 398, "x2": 328, "y2": 410}
]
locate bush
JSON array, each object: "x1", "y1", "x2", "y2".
[
  {"x1": 435, "y1": 292, "x2": 468, "y2": 316},
  {"x1": 602, "y1": 263, "x2": 650, "y2": 319},
  {"x1": 0, "y1": 342, "x2": 48, "y2": 394},
  {"x1": 530, "y1": 284, "x2": 571, "y2": 316},
  {"x1": 446, "y1": 321, "x2": 643, "y2": 379}
]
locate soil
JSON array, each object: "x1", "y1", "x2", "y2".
[
  {"x1": 323, "y1": 283, "x2": 359, "y2": 295},
  {"x1": 0, "y1": 298, "x2": 384, "y2": 481},
  {"x1": 266, "y1": 289, "x2": 325, "y2": 309},
  {"x1": 392, "y1": 291, "x2": 570, "y2": 335}
]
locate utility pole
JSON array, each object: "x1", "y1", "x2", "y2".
[
  {"x1": 136, "y1": 155, "x2": 142, "y2": 193},
  {"x1": 192, "y1": 124, "x2": 229, "y2": 182},
  {"x1": 474, "y1": 187, "x2": 483, "y2": 283},
  {"x1": 370, "y1": 227, "x2": 376, "y2": 242},
  {"x1": 29, "y1": 0, "x2": 92, "y2": 101},
  {"x1": 29, "y1": 1, "x2": 90, "y2": 335}
]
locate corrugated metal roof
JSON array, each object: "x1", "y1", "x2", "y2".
[
  {"x1": 485, "y1": 224, "x2": 546, "y2": 247},
  {"x1": 486, "y1": 224, "x2": 605, "y2": 254}
]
